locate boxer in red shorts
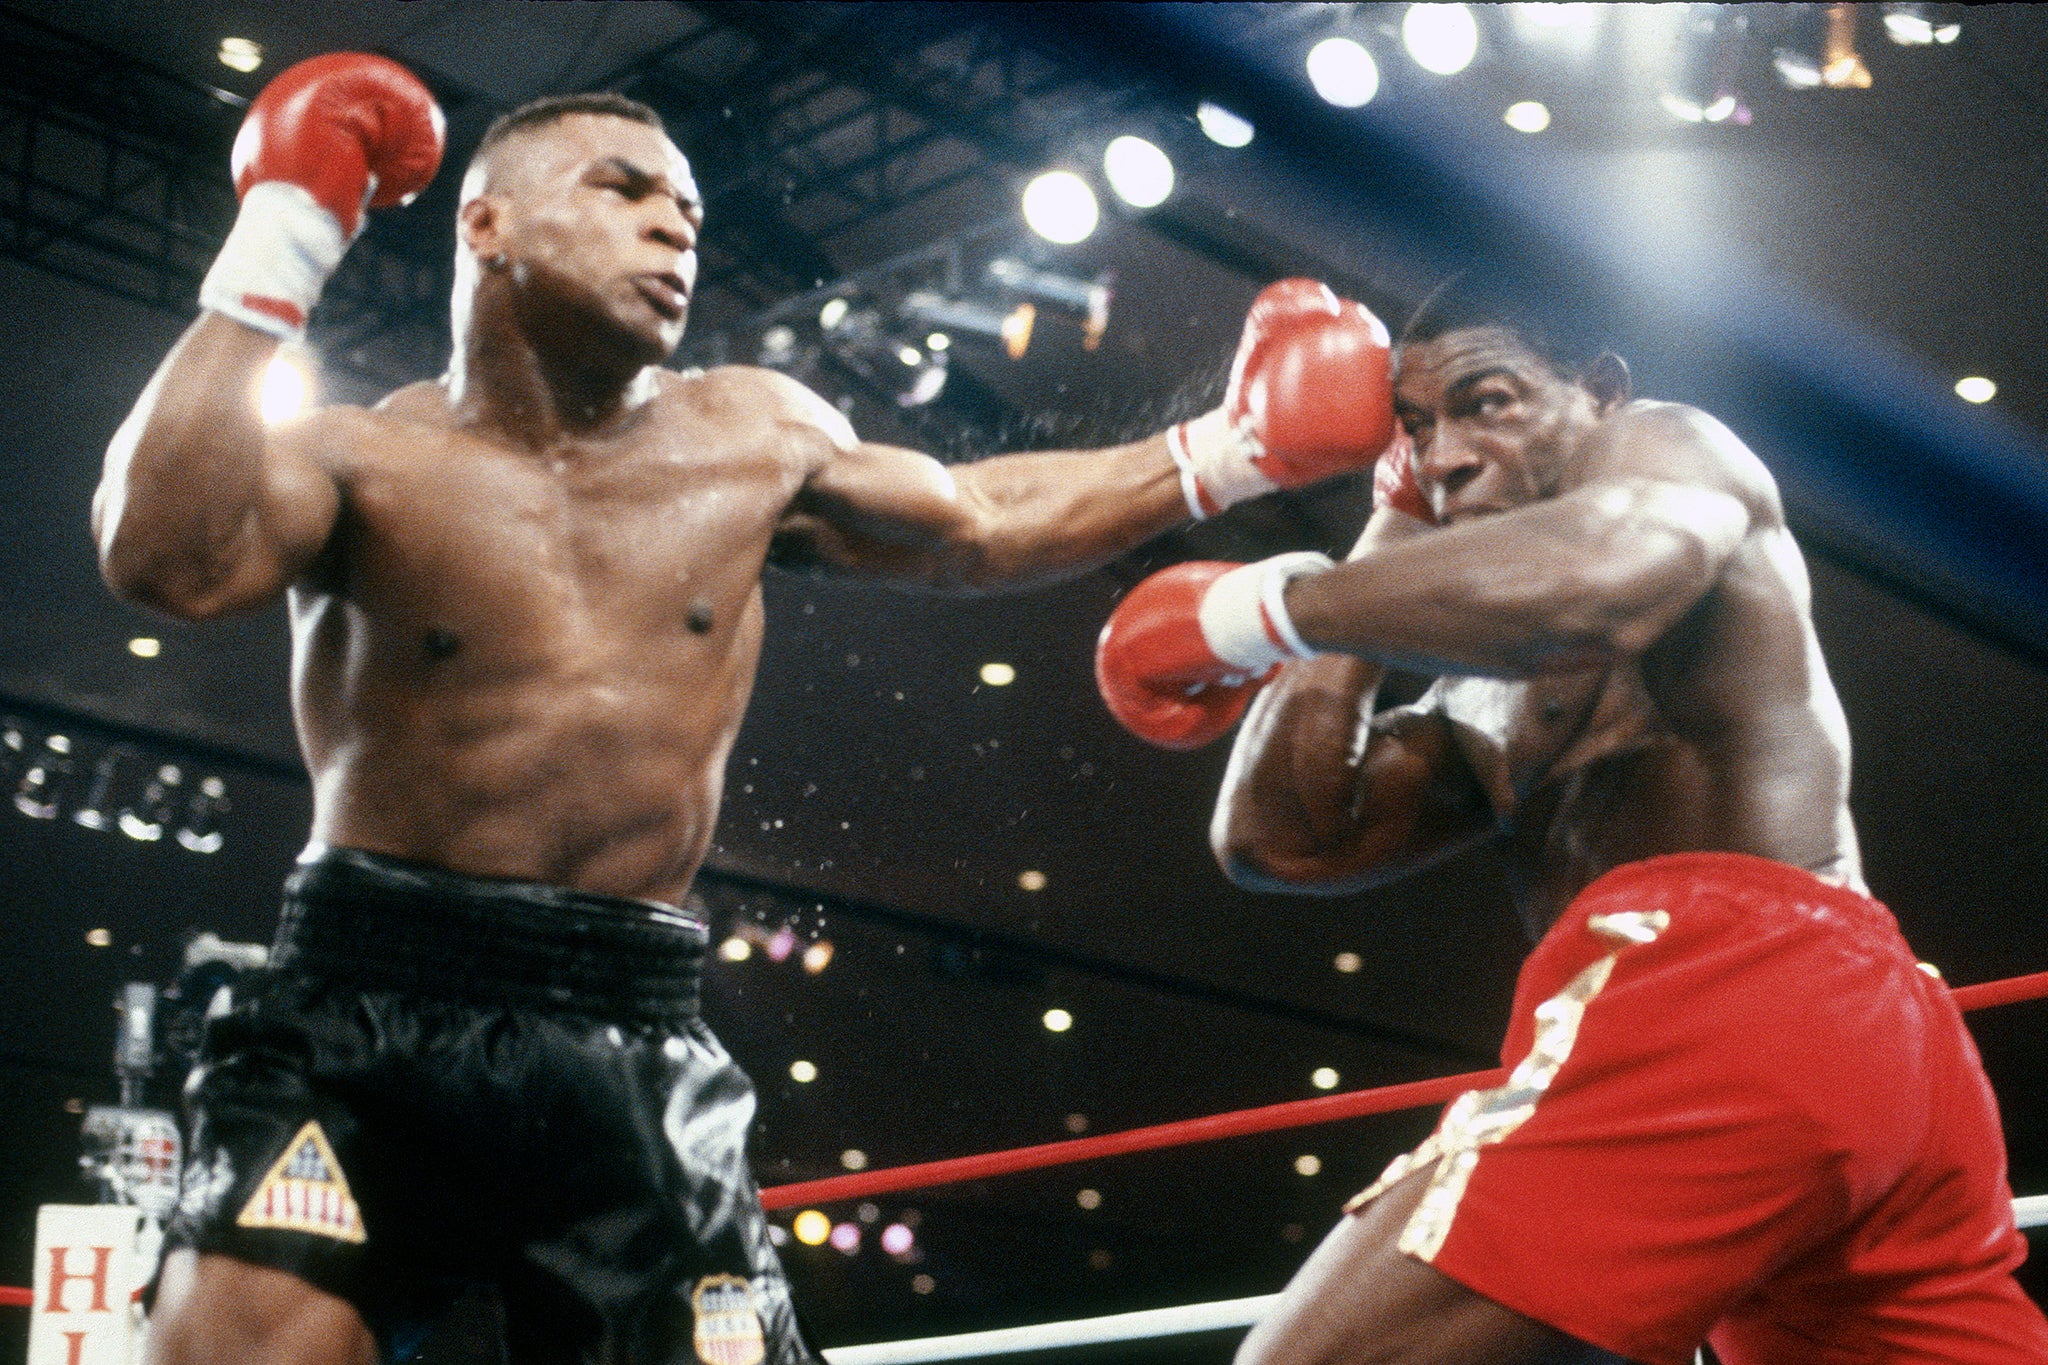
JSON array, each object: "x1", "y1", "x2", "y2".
[{"x1": 1094, "y1": 278, "x2": 2048, "y2": 1362}]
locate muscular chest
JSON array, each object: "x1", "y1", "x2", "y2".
[
  {"x1": 1436, "y1": 666, "x2": 1656, "y2": 805},
  {"x1": 335, "y1": 425, "x2": 801, "y2": 641}
]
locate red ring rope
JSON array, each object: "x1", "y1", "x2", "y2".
[
  {"x1": 758, "y1": 967, "x2": 2048, "y2": 1210},
  {"x1": 2, "y1": 968, "x2": 2043, "y2": 1305}
]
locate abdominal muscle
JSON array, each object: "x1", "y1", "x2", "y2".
[{"x1": 292, "y1": 586, "x2": 766, "y2": 909}]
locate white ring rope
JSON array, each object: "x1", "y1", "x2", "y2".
[{"x1": 821, "y1": 1195, "x2": 2048, "y2": 1365}]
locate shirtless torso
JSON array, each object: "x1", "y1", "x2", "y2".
[{"x1": 1214, "y1": 327, "x2": 1861, "y2": 935}]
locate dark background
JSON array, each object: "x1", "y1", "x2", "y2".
[{"x1": 0, "y1": 3, "x2": 2043, "y2": 1359}]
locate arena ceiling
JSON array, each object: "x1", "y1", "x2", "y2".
[{"x1": 0, "y1": 3, "x2": 2042, "y2": 1358}]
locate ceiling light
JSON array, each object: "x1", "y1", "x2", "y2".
[
  {"x1": 818, "y1": 297, "x2": 850, "y2": 330},
  {"x1": 1042, "y1": 1007, "x2": 1073, "y2": 1033},
  {"x1": 1001, "y1": 303, "x2": 1035, "y2": 360},
  {"x1": 1503, "y1": 100, "x2": 1550, "y2": 133},
  {"x1": 1311, "y1": 1067, "x2": 1340, "y2": 1090},
  {"x1": 1294, "y1": 1153, "x2": 1323, "y2": 1176},
  {"x1": 1333, "y1": 951, "x2": 1362, "y2": 973},
  {"x1": 881, "y1": 1223, "x2": 915, "y2": 1256},
  {"x1": 911, "y1": 1274, "x2": 936, "y2": 1294},
  {"x1": 258, "y1": 352, "x2": 312, "y2": 426},
  {"x1": 792, "y1": 1210, "x2": 831, "y2": 1246},
  {"x1": 840, "y1": 1149, "x2": 868, "y2": 1171},
  {"x1": 925, "y1": 332, "x2": 950, "y2": 351},
  {"x1": 1955, "y1": 376, "x2": 1996, "y2": 403},
  {"x1": 801, "y1": 940, "x2": 834, "y2": 974},
  {"x1": 127, "y1": 637, "x2": 161, "y2": 659},
  {"x1": 829, "y1": 1222, "x2": 861, "y2": 1254},
  {"x1": 1103, "y1": 135, "x2": 1174, "y2": 208},
  {"x1": 1772, "y1": 48, "x2": 1825, "y2": 89},
  {"x1": 719, "y1": 936, "x2": 752, "y2": 962},
  {"x1": 895, "y1": 344, "x2": 923, "y2": 367},
  {"x1": 1021, "y1": 171, "x2": 1099, "y2": 245},
  {"x1": 1306, "y1": 37, "x2": 1380, "y2": 108},
  {"x1": 789, "y1": 1059, "x2": 818, "y2": 1083},
  {"x1": 980, "y1": 662, "x2": 1016, "y2": 686},
  {"x1": 86, "y1": 928, "x2": 112, "y2": 948},
  {"x1": 1196, "y1": 101, "x2": 1254, "y2": 148},
  {"x1": 1017, "y1": 869, "x2": 1047, "y2": 892},
  {"x1": 217, "y1": 37, "x2": 262, "y2": 73},
  {"x1": 1075, "y1": 1188, "x2": 1102, "y2": 1210},
  {"x1": 1404, "y1": 4, "x2": 1480, "y2": 76}
]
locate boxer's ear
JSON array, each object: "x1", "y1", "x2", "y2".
[{"x1": 1581, "y1": 352, "x2": 1630, "y2": 412}]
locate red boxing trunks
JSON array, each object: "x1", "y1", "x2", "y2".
[{"x1": 1347, "y1": 852, "x2": 2048, "y2": 1365}]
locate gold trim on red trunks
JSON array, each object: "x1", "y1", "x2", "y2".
[{"x1": 1344, "y1": 909, "x2": 1669, "y2": 1261}]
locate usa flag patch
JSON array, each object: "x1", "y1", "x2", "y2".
[
  {"x1": 691, "y1": 1274, "x2": 766, "y2": 1365},
  {"x1": 235, "y1": 1121, "x2": 366, "y2": 1244}
]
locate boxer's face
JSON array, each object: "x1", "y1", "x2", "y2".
[
  {"x1": 472, "y1": 115, "x2": 702, "y2": 358},
  {"x1": 1392, "y1": 327, "x2": 1599, "y2": 523}
]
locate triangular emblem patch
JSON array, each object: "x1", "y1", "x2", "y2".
[{"x1": 235, "y1": 1121, "x2": 366, "y2": 1243}]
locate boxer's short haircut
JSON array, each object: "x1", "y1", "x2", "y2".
[
  {"x1": 469, "y1": 92, "x2": 667, "y2": 175},
  {"x1": 1399, "y1": 271, "x2": 1607, "y2": 383}
]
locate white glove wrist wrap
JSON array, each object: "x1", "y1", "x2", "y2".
[
  {"x1": 198, "y1": 181, "x2": 354, "y2": 340},
  {"x1": 1197, "y1": 551, "x2": 1335, "y2": 674},
  {"x1": 1168, "y1": 409, "x2": 1276, "y2": 520}
]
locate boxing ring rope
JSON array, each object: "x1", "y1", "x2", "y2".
[
  {"x1": 4, "y1": 969, "x2": 2044, "y2": 1359},
  {"x1": 767, "y1": 968, "x2": 2048, "y2": 1212}
]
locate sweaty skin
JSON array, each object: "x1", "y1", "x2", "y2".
[
  {"x1": 98, "y1": 113, "x2": 1188, "y2": 1363},
  {"x1": 96, "y1": 113, "x2": 1188, "y2": 910},
  {"x1": 1212, "y1": 326, "x2": 1861, "y2": 1365},
  {"x1": 1213, "y1": 326, "x2": 1860, "y2": 938}
]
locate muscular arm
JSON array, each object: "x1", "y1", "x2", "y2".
[
  {"x1": 1214, "y1": 403, "x2": 1769, "y2": 893},
  {"x1": 765, "y1": 374, "x2": 1187, "y2": 592},
  {"x1": 1212, "y1": 507, "x2": 1494, "y2": 893},
  {"x1": 1287, "y1": 405, "x2": 1763, "y2": 676},
  {"x1": 94, "y1": 314, "x2": 340, "y2": 618}
]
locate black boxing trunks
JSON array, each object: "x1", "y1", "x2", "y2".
[{"x1": 164, "y1": 846, "x2": 819, "y2": 1365}]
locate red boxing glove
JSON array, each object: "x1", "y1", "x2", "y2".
[
  {"x1": 1095, "y1": 553, "x2": 1334, "y2": 750},
  {"x1": 1168, "y1": 279, "x2": 1396, "y2": 519},
  {"x1": 1372, "y1": 432, "x2": 1435, "y2": 523},
  {"x1": 201, "y1": 54, "x2": 445, "y2": 338}
]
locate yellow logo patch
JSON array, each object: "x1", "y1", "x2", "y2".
[
  {"x1": 235, "y1": 1121, "x2": 366, "y2": 1244},
  {"x1": 691, "y1": 1274, "x2": 766, "y2": 1365}
]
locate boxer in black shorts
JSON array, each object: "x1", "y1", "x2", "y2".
[
  {"x1": 97, "y1": 53, "x2": 1391, "y2": 1365},
  {"x1": 172, "y1": 848, "x2": 800, "y2": 1363}
]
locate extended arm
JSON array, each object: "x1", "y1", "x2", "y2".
[
  {"x1": 772, "y1": 426, "x2": 1190, "y2": 592},
  {"x1": 1285, "y1": 475, "x2": 1751, "y2": 676},
  {"x1": 773, "y1": 278, "x2": 1399, "y2": 592}
]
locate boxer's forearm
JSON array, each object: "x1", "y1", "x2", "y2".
[
  {"x1": 936, "y1": 434, "x2": 1189, "y2": 590},
  {"x1": 1284, "y1": 479, "x2": 1748, "y2": 677},
  {"x1": 1211, "y1": 655, "x2": 1388, "y2": 890}
]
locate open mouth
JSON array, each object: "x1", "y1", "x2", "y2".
[{"x1": 635, "y1": 274, "x2": 687, "y2": 321}]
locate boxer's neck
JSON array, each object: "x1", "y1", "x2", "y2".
[{"x1": 447, "y1": 289, "x2": 657, "y2": 448}]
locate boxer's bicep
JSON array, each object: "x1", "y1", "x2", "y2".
[
  {"x1": 98, "y1": 319, "x2": 345, "y2": 619},
  {"x1": 774, "y1": 441, "x2": 983, "y2": 583}
]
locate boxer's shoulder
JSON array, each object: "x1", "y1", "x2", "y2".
[{"x1": 1579, "y1": 399, "x2": 1782, "y2": 525}]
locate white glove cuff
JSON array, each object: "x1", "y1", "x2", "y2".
[
  {"x1": 1169, "y1": 409, "x2": 1276, "y2": 519},
  {"x1": 198, "y1": 181, "x2": 353, "y2": 340},
  {"x1": 1197, "y1": 551, "x2": 1335, "y2": 674}
]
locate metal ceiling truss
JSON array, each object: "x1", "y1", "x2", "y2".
[{"x1": 0, "y1": 5, "x2": 458, "y2": 389}]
